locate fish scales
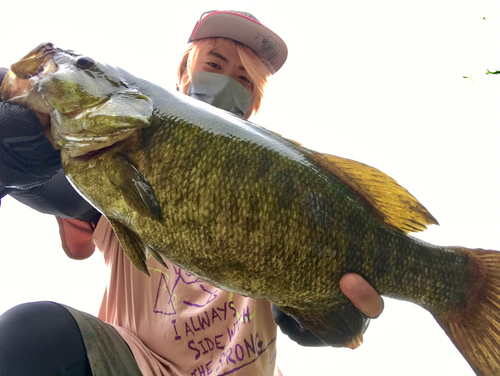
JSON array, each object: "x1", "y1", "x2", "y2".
[
  {"x1": 65, "y1": 80, "x2": 472, "y2": 320},
  {"x1": 2, "y1": 43, "x2": 500, "y2": 375}
]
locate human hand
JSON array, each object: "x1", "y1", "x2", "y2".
[
  {"x1": 36, "y1": 113, "x2": 53, "y2": 144},
  {"x1": 35, "y1": 112, "x2": 50, "y2": 128},
  {"x1": 340, "y1": 273, "x2": 383, "y2": 318},
  {"x1": 272, "y1": 274, "x2": 383, "y2": 348}
]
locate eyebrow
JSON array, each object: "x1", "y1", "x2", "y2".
[
  {"x1": 209, "y1": 51, "x2": 228, "y2": 63},
  {"x1": 208, "y1": 51, "x2": 247, "y2": 72}
]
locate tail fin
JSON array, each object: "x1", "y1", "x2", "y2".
[{"x1": 434, "y1": 249, "x2": 500, "y2": 375}]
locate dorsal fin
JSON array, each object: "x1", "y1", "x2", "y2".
[{"x1": 314, "y1": 153, "x2": 438, "y2": 233}]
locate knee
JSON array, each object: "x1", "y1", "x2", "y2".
[
  {"x1": 0, "y1": 301, "x2": 75, "y2": 345},
  {"x1": 0, "y1": 301, "x2": 91, "y2": 376},
  {"x1": 0, "y1": 301, "x2": 59, "y2": 330}
]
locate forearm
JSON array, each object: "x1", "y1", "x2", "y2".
[{"x1": 7, "y1": 169, "x2": 100, "y2": 222}]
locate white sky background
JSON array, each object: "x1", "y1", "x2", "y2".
[{"x1": 0, "y1": 1, "x2": 499, "y2": 375}]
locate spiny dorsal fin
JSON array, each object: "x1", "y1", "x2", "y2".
[{"x1": 317, "y1": 153, "x2": 438, "y2": 233}]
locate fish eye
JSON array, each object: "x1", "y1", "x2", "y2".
[{"x1": 76, "y1": 57, "x2": 95, "y2": 70}]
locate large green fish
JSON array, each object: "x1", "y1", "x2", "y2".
[{"x1": 2, "y1": 43, "x2": 500, "y2": 375}]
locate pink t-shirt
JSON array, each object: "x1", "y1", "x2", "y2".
[{"x1": 93, "y1": 217, "x2": 279, "y2": 376}]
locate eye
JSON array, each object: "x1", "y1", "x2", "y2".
[
  {"x1": 240, "y1": 76, "x2": 253, "y2": 89},
  {"x1": 207, "y1": 62, "x2": 221, "y2": 69},
  {"x1": 76, "y1": 57, "x2": 95, "y2": 70}
]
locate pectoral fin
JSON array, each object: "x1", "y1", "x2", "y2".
[
  {"x1": 108, "y1": 218, "x2": 149, "y2": 275},
  {"x1": 107, "y1": 153, "x2": 162, "y2": 222},
  {"x1": 313, "y1": 152, "x2": 438, "y2": 233}
]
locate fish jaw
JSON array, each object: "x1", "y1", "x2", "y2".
[
  {"x1": 50, "y1": 90, "x2": 153, "y2": 157},
  {"x1": 10, "y1": 42, "x2": 57, "y2": 80},
  {"x1": 0, "y1": 43, "x2": 58, "y2": 114}
]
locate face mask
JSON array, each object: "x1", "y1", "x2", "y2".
[{"x1": 187, "y1": 71, "x2": 253, "y2": 119}]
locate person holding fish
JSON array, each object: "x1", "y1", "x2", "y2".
[{"x1": 0, "y1": 11, "x2": 382, "y2": 376}]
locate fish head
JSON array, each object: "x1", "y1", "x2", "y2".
[{"x1": 0, "y1": 43, "x2": 153, "y2": 157}]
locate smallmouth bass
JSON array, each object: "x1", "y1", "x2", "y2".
[{"x1": 2, "y1": 43, "x2": 500, "y2": 375}]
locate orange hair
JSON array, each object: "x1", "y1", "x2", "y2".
[{"x1": 177, "y1": 38, "x2": 272, "y2": 118}]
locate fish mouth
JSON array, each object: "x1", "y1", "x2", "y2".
[
  {"x1": 0, "y1": 43, "x2": 58, "y2": 112},
  {"x1": 10, "y1": 43, "x2": 57, "y2": 80}
]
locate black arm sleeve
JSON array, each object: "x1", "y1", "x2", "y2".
[
  {"x1": 0, "y1": 102, "x2": 61, "y2": 192},
  {"x1": 8, "y1": 169, "x2": 101, "y2": 223},
  {"x1": 271, "y1": 304, "x2": 326, "y2": 346},
  {"x1": 0, "y1": 68, "x2": 100, "y2": 223},
  {"x1": 272, "y1": 304, "x2": 371, "y2": 346}
]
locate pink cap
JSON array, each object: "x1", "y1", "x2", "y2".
[{"x1": 188, "y1": 10, "x2": 288, "y2": 74}]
